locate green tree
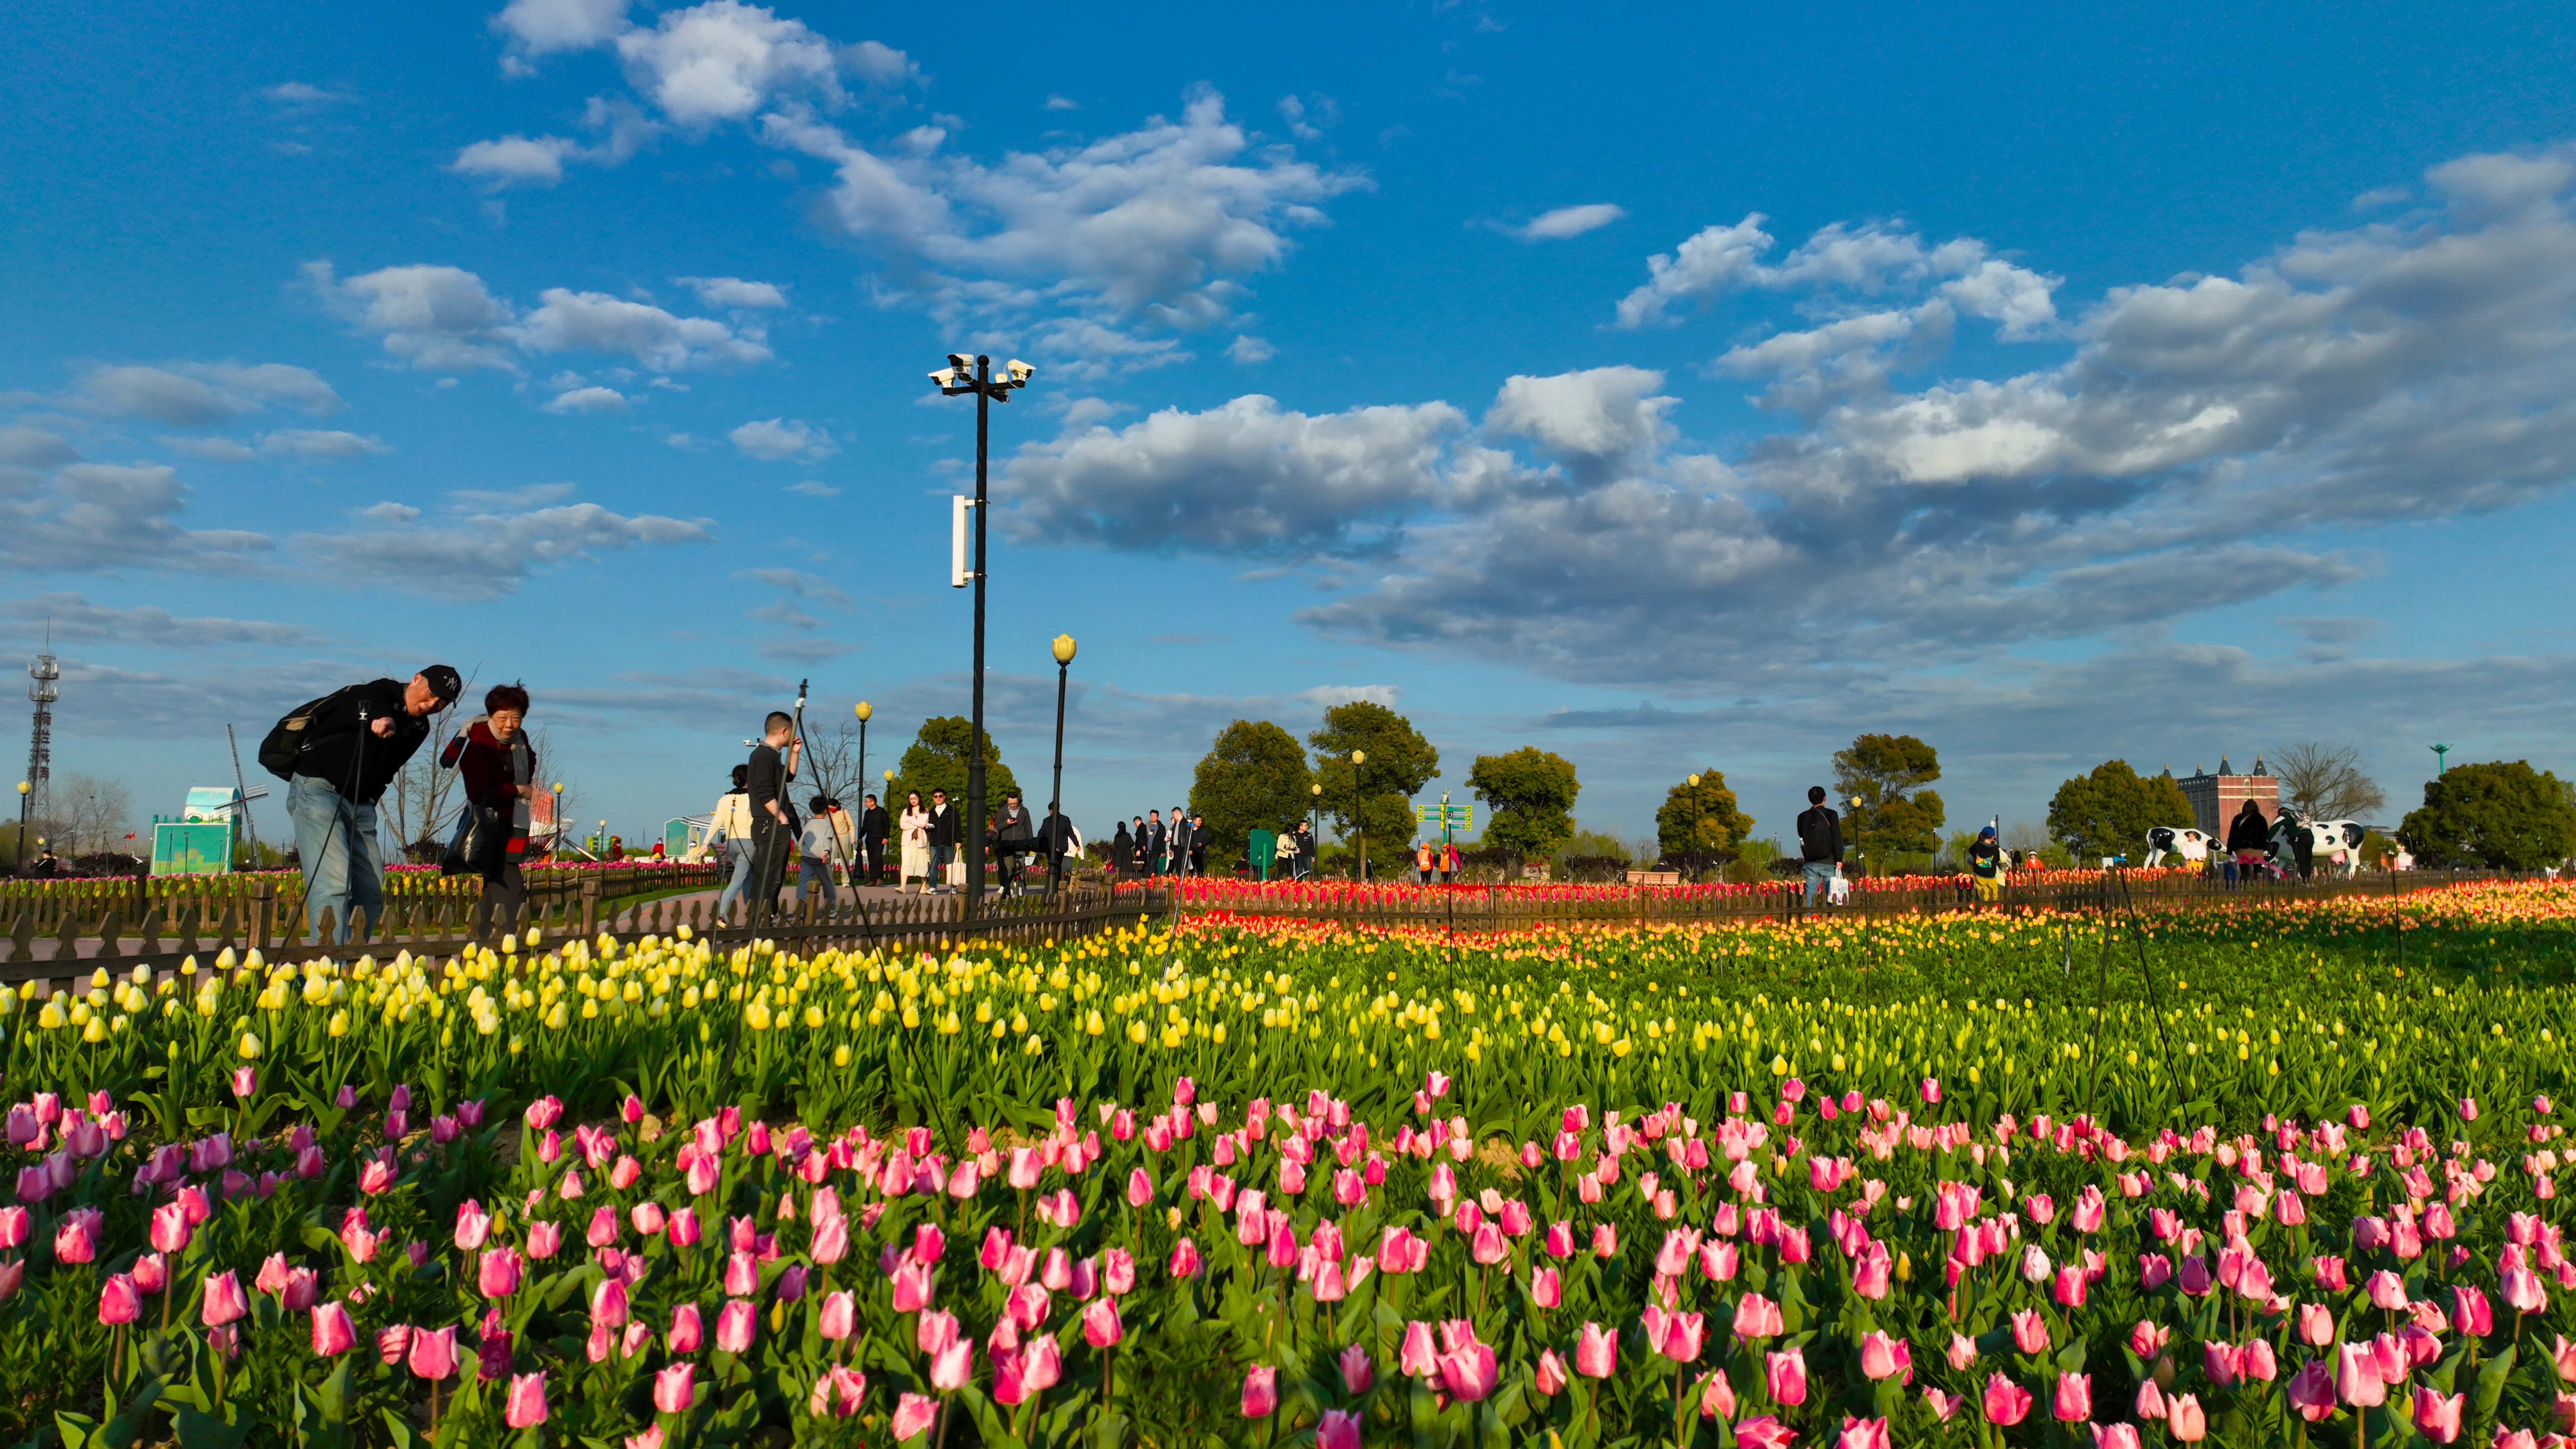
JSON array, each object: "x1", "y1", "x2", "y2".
[
  {"x1": 888, "y1": 716, "x2": 1018, "y2": 821},
  {"x1": 2047, "y1": 760, "x2": 2193, "y2": 860},
  {"x1": 1654, "y1": 768, "x2": 1756, "y2": 872},
  {"x1": 1466, "y1": 747, "x2": 1582, "y2": 863},
  {"x1": 1308, "y1": 702, "x2": 1439, "y2": 876},
  {"x1": 1189, "y1": 721, "x2": 1315, "y2": 870},
  {"x1": 1833, "y1": 733, "x2": 1947, "y2": 856},
  {"x1": 2400, "y1": 760, "x2": 2576, "y2": 870}
]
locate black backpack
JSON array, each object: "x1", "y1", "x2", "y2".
[{"x1": 257, "y1": 686, "x2": 357, "y2": 780}]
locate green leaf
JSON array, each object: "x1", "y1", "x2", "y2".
[
  {"x1": 2473, "y1": 1343, "x2": 2516, "y2": 1422},
  {"x1": 171, "y1": 1408, "x2": 250, "y2": 1449}
]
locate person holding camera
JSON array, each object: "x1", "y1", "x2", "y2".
[{"x1": 282, "y1": 665, "x2": 462, "y2": 942}]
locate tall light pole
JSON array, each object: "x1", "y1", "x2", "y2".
[
  {"x1": 1309, "y1": 782, "x2": 1322, "y2": 880},
  {"x1": 1848, "y1": 795, "x2": 1867, "y2": 880},
  {"x1": 1048, "y1": 634, "x2": 1075, "y2": 897},
  {"x1": 1351, "y1": 750, "x2": 1368, "y2": 882},
  {"x1": 930, "y1": 353, "x2": 1036, "y2": 913},
  {"x1": 13, "y1": 780, "x2": 26, "y2": 871},
  {"x1": 853, "y1": 701, "x2": 871, "y2": 887}
]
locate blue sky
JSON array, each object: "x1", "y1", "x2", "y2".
[{"x1": 6, "y1": 0, "x2": 2575, "y2": 851}]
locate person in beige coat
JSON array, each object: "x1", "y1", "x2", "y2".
[{"x1": 897, "y1": 790, "x2": 932, "y2": 893}]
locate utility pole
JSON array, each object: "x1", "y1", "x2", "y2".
[{"x1": 931, "y1": 352, "x2": 1035, "y2": 914}]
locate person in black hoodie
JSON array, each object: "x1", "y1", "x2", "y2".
[
  {"x1": 926, "y1": 788, "x2": 960, "y2": 893},
  {"x1": 284, "y1": 665, "x2": 462, "y2": 942},
  {"x1": 857, "y1": 792, "x2": 891, "y2": 886},
  {"x1": 994, "y1": 790, "x2": 1033, "y2": 896},
  {"x1": 1795, "y1": 785, "x2": 1843, "y2": 908},
  {"x1": 2224, "y1": 799, "x2": 2271, "y2": 886}
]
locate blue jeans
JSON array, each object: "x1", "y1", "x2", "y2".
[
  {"x1": 1803, "y1": 861, "x2": 1838, "y2": 906},
  {"x1": 715, "y1": 838, "x2": 754, "y2": 919},
  {"x1": 288, "y1": 775, "x2": 382, "y2": 943},
  {"x1": 796, "y1": 854, "x2": 836, "y2": 906}
]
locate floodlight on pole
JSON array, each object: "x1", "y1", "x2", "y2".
[{"x1": 929, "y1": 351, "x2": 1038, "y2": 915}]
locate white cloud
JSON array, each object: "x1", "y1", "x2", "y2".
[
  {"x1": 676, "y1": 275, "x2": 787, "y2": 309},
  {"x1": 0, "y1": 426, "x2": 78, "y2": 468},
  {"x1": 1518, "y1": 203, "x2": 1625, "y2": 241},
  {"x1": 164, "y1": 437, "x2": 259, "y2": 462},
  {"x1": 309, "y1": 261, "x2": 772, "y2": 377},
  {"x1": 77, "y1": 361, "x2": 345, "y2": 427},
  {"x1": 544, "y1": 385, "x2": 630, "y2": 414},
  {"x1": 1226, "y1": 334, "x2": 1275, "y2": 365},
  {"x1": 298, "y1": 495, "x2": 709, "y2": 598},
  {"x1": 451, "y1": 134, "x2": 582, "y2": 188},
  {"x1": 260, "y1": 429, "x2": 390, "y2": 459},
  {"x1": 308, "y1": 262, "x2": 519, "y2": 371},
  {"x1": 516, "y1": 288, "x2": 772, "y2": 368},
  {"x1": 786, "y1": 480, "x2": 839, "y2": 497},
  {"x1": 0, "y1": 591, "x2": 317, "y2": 646},
  {"x1": 0, "y1": 462, "x2": 272, "y2": 574},
  {"x1": 1001, "y1": 393, "x2": 1464, "y2": 554},
  {"x1": 729, "y1": 417, "x2": 836, "y2": 460},
  {"x1": 493, "y1": 0, "x2": 632, "y2": 65},
  {"x1": 842, "y1": 39, "x2": 919, "y2": 89},
  {"x1": 614, "y1": 0, "x2": 845, "y2": 126},
  {"x1": 991, "y1": 141, "x2": 2576, "y2": 692},
  {"x1": 262, "y1": 81, "x2": 349, "y2": 106},
  {"x1": 1045, "y1": 94, "x2": 1080, "y2": 112}
]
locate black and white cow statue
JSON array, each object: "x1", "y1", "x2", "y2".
[
  {"x1": 2271, "y1": 810, "x2": 2367, "y2": 879},
  {"x1": 2143, "y1": 826, "x2": 2213, "y2": 868}
]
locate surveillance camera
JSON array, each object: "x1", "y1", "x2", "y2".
[
  {"x1": 928, "y1": 367, "x2": 958, "y2": 387},
  {"x1": 1005, "y1": 359, "x2": 1035, "y2": 385},
  {"x1": 947, "y1": 353, "x2": 974, "y2": 374}
]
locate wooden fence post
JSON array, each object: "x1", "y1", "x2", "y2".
[
  {"x1": 581, "y1": 879, "x2": 601, "y2": 938},
  {"x1": 250, "y1": 879, "x2": 274, "y2": 950}
]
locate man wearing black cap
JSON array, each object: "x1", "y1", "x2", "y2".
[{"x1": 283, "y1": 665, "x2": 461, "y2": 942}]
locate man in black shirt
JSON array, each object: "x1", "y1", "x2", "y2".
[
  {"x1": 285, "y1": 665, "x2": 462, "y2": 941},
  {"x1": 1795, "y1": 785, "x2": 1843, "y2": 908},
  {"x1": 1187, "y1": 812, "x2": 1209, "y2": 876},
  {"x1": 744, "y1": 711, "x2": 801, "y2": 923},
  {"x1": 994, "y1": 790, "x2": 1033, "y2": 896},
  {"x1": 857, "y1": 792, "x2": 890, "y2": 886},
  {"x1": 926, "y1": 788, "x2": 959, "y2": 893}
]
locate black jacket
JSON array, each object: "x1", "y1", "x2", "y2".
[
  {"x1": 292, "y1": 679, "x2": 434, "y2": 804},
  {"x1": 746, "y1": 744, "x2": 793, "y2": 822},
  {"x1": 1110, "y1": 824, "x2": 1133, "y2": 868},
  {"x1": 1145, "y1": 821, "x2": 1166, "y2": 858},
  {"x1": 927, "y1": 803, "x2": 960, "y2": 849},
  {"x1": 2225, "y1": 805, "x2": 2271, "y2": 853},
  {"x1": 1796, "y1": 805, "x2": 1843, "y2": 864},
  {"x1": 858, "y1": 805, "x2": 890, "y2": 845}
]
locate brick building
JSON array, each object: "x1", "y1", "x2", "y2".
[{"x1": 2174, "y1": 757, "x2": 2280, "y2": 840}]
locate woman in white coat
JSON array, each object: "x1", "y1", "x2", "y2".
[{"x1": 897, "y1": 790, "x2": 932, "y2": 893}]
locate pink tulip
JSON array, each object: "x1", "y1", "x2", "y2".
[
  {"x1": 819, "y1": 1290, "x2": 855, "y2": 1342},
  {"x1": 455, "y1": 1200, "x2": 493, "y2": 1251},
  {"x1": 2336, "y1": 1342, "x2": 2388, "y2": 1407},
  {"x1": 134, "y1": 1253, "x2": 169, "y2": 1296},
  {"x1": 53, "y1": 1210, "x2": 99, "y2": 1265},
  {"x1": 1858, "y1": 1330, "x2": 1911, "y2": 1382},
  {"x1": 892, "y1": 1393, "x2": 939, "y2": 1440},
  {"x1": 1440, "y1": 1333, "x2": 1500, "y2": 1402},
  {"x1": 1242, "y1": 1364, "x2": 1278, "y2": 1418},
  {"x1": 201, "y1": 1270, "x2": 248, "y2": 1328},
  {"x1": 1317, "y1": 1409, "x2": 1363, "y2": 1449},
  {"x1": 2009, "y1": 1309, "x2": 2049, "y2": 1354},
  {"x1": 592, "y1": 1277, "x2": 629, "y2": 1328},
  {"x1": 2414, "y1": 1385, "x2": 2464, "y2": 1443},
  {"x1": 1339, "y1": 1343, "x2": 1374, "y2": 1394},
  {"x1": 2299, "y1": 1302, "x2": 2335, "y2": 1345},
  {"x1": 149, "y1": 1201, "x2": 192, "y2": 1254},
  {"x1": 526, "y1": 1219, "x2": 563, "y2": 1259},
  {"x1": 1400, "y1": 1321, "x2": 1438, "y2": 1377},
  {"x1": 1732, "y1": 1292, "x2": 1784, "y2": 1339},
  {"x1": 2506, "y1": 1266, "x2": 2551, "y2": 1315},
  {"x1": 716, "y1": 1298, "x2": 756, "y2": 1353},
  {"x1": 1983, "y1": 1373, "x2": 2032, "y2": 1426},
  {"x1": 408, "y1": 1325, "x2": 459, "y2": 1381},
  {"x1": 654, "y1": 1361, "x2": 695, "y2": 1413},
  {"x1": 1738, "y1": 1416, "x2": 1798, "y2": 1449},
  {"x1": 1082, "y1": 1298, "x2": 1122, "y2": 1348},
  {"x1": 98, "y1": 1273, "x2": 141, "y2": 1326},
  {"x1": 478, "y1": 1247, "x2": 522, "y2": 1298},
  {"x1": 665, "y1": 1301, "x2": 703, "y2": 1353},
  {"x1": 505, "y1": 1371, "x2": 549, "y2": 1429},
  {"x1": 2167, "y1": 1391, "x2": 2207, "y2": 1442},
  {"x1": 1576, "y1": 1320, "x2": 1617, "y2": 1377},
  {"x1": 2285, "y1": 1356, "x2": 2336, "y2": 1421},
  {"x1": 1766, "y1": 1348, "x2": 1808, "y2": 1406},
  {"x1": 2054, "y1": 1371, "x2": 2091, "y2": 1422},
  {"x1": 930, "y1": 1337, "x2": 972, "y2": 1390},
  {"x1": 312, "y1": 1301, "x2": 357, "y2": 1356}
]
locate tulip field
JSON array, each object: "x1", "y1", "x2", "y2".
[{"x1": 1, "y1": 881, "x2": 2574, "y2": 1446}]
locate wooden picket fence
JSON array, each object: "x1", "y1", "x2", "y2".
[{"x1": 0, "y1": 880, "x2": 1168, "y2": 995}]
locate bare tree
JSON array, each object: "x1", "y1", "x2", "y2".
[
  {"x1": 798, "y1": 719, "x2": 863, "y2": 806},
  {"x1": 2272, "y1": 741, "x2": 2386, "y2": 820},
  {"x1": 382, "y1": 698, "x2": 470, "y2": 861},
  {"x1": 57, "y1": 774, "x2": 136, "y2": 856}
]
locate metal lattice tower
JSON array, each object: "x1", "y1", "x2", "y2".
[{"x1": 27, "y1": 645, "x2": 59, "y2": 833}]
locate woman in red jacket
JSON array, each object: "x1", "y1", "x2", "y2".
[{"x1": 441, "y1": 683, "x2": 538, "y2": 939}]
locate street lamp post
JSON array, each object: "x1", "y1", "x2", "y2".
[
  {"x1": 550, "y1": 784, "x2": 564, "y2": 861},
  {"x1": 1848, "y1": 795, "x2": 1866, "y2": 881},
  {"x1": 1309, "y1": 782, "x2": 1322, "y2": 881},
  {"x1": 1048, "y1": 634, "x2": 1076, "y2": 898},
  {"x1": 1350, "y1": 750, "x2": 1368, "y2": 882},
  {"x1": 853, "y1": 701, "x2": 871, "y2": 887},
  {"x1": 14, "y1": 780, "x2": 26, "y2": 871},
  {"x1": 930, "y1": 353, "x2": 1036, "y2": 914}
]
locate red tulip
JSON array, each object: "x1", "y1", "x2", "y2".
[
  {"x1": 2414, "y1": 1385, "x2": 2464, "y2": 1443},
  {"x1": 1982, "y1": 1373, "x2": 2033, "y2": 1426},
  {"x1": 408, "y1": 1325, "x2": 459, "y2": 1381},
  {"x1": 98, "y1": 1272, "x2": 141, "y2": 1326}
]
